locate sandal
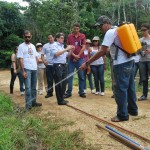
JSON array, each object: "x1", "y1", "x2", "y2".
[{"x1": 111, "y1": 116, "x2": 129, "y2": 122}]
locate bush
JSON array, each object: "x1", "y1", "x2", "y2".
[
  {"x1": 0, "y1": 49, "x2": 12, "y2": 68},
  {"x1": 2, "y1": 34, "x2": 23, "y2": 50}
]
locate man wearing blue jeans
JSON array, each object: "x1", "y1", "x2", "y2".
[
  {"x1": 18, "y1": 30, "x2": 42, "y2": 110},
  {"x1": 80, "y1": 16, "x2": 138, "y2": 122},
  {"x1": 64, "y1": 23, "x2": 86, "y2": 98}
]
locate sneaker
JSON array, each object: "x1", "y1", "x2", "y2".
[
  {"x1": 79, "y1": 94, "x2": 86, "y2": 98},
  {"x1": 58, "y1": 100, "x2": 68, "y2": 105},
  {"x1": 32, "y1": 102, "x2": 42, "y2": 107},
  {"x1": 100, "y1": 92, "x2": 105, "y2": 96},
  {"x1": 84, "y1": 89, "x2": 87, "y2": 94},
  {"x1": 20, "y1": 91, "x2": 24, "y2": 96},
  {"x1": 95, "y1": 92, "x2": 100, "y2": 95},
  {"x1": 63, "y1": 94, "x2": 72, "y2": 98},
  {"x1": 45, "y1": 94, "x2": 53, "y2": 98},
  {"x1": 138, "y1": 95, "x2": 147, "y2": 101},
  {"x1": 91, "y1": 90, "x2": 95, "y2": 94},
  {"x1": 128, "y1": 111, "x2": 138, "y2": 116},
  {"x1": 111, "y1": 95, "x2": 115, "y2": 98},
  {"x1": 38, "y1": 91, "x2": 43, "y2": 95}
]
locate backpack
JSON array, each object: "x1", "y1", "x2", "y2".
[{"x1": 113, "y1": 23, "x2": 142, "y2": 59}]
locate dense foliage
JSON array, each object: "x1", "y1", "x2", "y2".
[{"x1": 0, "y1": 0, "x2": 150, "y2": 68}]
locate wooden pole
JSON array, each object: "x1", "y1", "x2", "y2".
[{"x1": 66, "y1": 104, "x2": 150, "y2": 143}]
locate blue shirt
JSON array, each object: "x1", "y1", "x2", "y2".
[
  {"x1": 51, "y1": 42, "x2": 68, "y2": 64},
  {"x1": 42, "y1": 42, "x2": 56, "y2": 65}
]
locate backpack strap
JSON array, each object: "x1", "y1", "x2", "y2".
[{"x1": 113, "y1": 43, "x2": 135, "y2": 60}]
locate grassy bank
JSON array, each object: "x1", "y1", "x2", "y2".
[{"x1": 0, "y1": 92, "x2": 96, "y2": 150}]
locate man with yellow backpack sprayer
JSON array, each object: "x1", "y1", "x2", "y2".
[{"x1": 80, "y1": 15, "x2": 139, "y2": 122}]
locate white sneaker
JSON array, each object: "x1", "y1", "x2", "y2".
[
  {"x1": 84, "y1": 89, "x2": 87, "y2": 94},
  {"x1": 38, "y1": 91, "x2": 43, "y2": 95},
  {"x1": 95, "y1": 92, "x2": 100, "y2": 95},
  {"x1": 100, "y1": 92, "x2": 105, "y2": 96},
  {"x1": 20, "y1": 91, "x2": 24, "y2": 96},
  {"x1": 91, "y1": 90, "x2": 95, "y2": 94}
]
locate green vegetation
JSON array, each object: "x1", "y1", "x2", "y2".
[
  {"x1": 0, "y1": 93, "x2": 97, "y2": 150},
  {"x1": 0, "y1": 0, "x2": 150, "y2": 68}
]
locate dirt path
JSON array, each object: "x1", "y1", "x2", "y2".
[{"x1": 0, "y1": 70, "x2": 150, "y2": 150}]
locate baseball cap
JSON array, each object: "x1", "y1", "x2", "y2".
[
  {"x1": 86, "y1": 39, "x2": 92, "y2": 43},
  {"x1": 36, "y1": 43, "x2": 42, "y2": 47},
  {"x1": 92, "y1": 36, "x2": 100, "y2": 41},
  {"x1": 94, "y1": 15, "x2": 111, "y2": 26}
]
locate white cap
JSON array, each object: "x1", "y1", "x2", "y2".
[
  {"x1": 36, "y1": 43, "x2": 42, "y2": 47},
  {"x1": 92, "y1": 36, "x2": 100, "y2": 41}
]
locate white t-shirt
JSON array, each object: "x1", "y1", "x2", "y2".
[
  {"x1": 42, "y1": 42, "x2": 56, "y2": 65},
  {"x1": 90, "y1": 47, "x2": 104, "y2": 65},
  {"x1": 37, "y1": 52, "x2": 46, "y2": 68},
  {"x1": 102, "y1": 27, "x2": 134, "y2": 65},
  {"x1": 17, "y1": 42, "x2": 38, "y2": 70},
  {"x1": 134, "y1": 54, "x2": 141, "y2": 63}
]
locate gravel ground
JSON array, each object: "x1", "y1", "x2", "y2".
[{"x1": 0, "y1": 70, "x2": 150, "y2": 150}]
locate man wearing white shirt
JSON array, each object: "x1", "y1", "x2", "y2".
[
  {"x1": 80, "y1": 16, "x2": 138, "y2": 122},
  {"x1": 17, "y1": 30, "x2": 42, "y2": 110},
  {"x1": 41, "y1": 35, "x2": 55, "y2": 98}
]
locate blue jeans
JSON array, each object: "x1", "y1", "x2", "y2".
[
  {"x1": 83, "y1": 69, "x2": 94, "y2": 90},
  {"x1": 10, "y1": 68, "x2": 25, "y2": 93},
  {"x1": 66, "y1": 58, "x2": 85, "y2": 95},
  {"x1": 24, "y1": 69, "x2": 37, "y2": 109},
  {"x1": 18, "y1": 70, "x2": 25, "y2": 92},
  {"x1": 91, "y1": 64, "x2": 104, "y2": 92},
  {"x1": 46, "y1": 65, "x2": 54, "y2": 95},
  {"x1": 139, "y1": 61, "x2": 150, "y2": 97},
  {"x1": 113, "y1": 60, "x2": 138, "y2": 120}
]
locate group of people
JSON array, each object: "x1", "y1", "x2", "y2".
[{"x1": 9, "y1": 15, "x2": 150, "y2": 122}]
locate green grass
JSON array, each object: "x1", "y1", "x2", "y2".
[{"x1": 0, "y1": 92, "x2": 99, "y2": 150}]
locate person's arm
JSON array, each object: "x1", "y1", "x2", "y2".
[
  {"x1": 78, "y1": 44, "x2": 85, "y2": 57},
  {"x1": 36, "y1": 56, "x2": 39, "y2": 63},
  {"x1": 103, "y1": 55, "x2": 107, "y2": 70},
  {"x1": 80, "y1": 45, "x2": 108, "y2": 70},
  {"x1": 55, "y1": 45, "x2": 74, "y2": 57},
  {"x1": 41, "y1": 54, "x2": 48, "y2": 66},
  {"x1": 11, "y1": 54, "x2": 17, "y2": 74},
  {"x1": 20, "y1": 58, "x2": 27, "y2": 78}
]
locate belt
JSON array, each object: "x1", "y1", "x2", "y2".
[{"x1": 54, "y1": 63, "x2": 66, "y2": 66}]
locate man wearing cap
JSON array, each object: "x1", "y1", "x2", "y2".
[
  {"x1": 80, "y1": 16, "x2": 138, "y2": 122},
  {"x1": 64, "y1": 23, "x2": 86, "y2": 98},
  {"x1": 17, "y1": 30, "x2": 42, "y2": 110},
  {"x1": 36, "y1": 43, "x2": 47, "y2": 95},
  {"x1": 41, "y1": 34, "x2": 55, "y2": 98}
]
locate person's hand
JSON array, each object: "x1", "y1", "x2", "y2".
[
  {"x1": 43, "y1": 61, "x2": 48, "y2": 66},
  {"x1": 87, "y1": 66, "x2": 91, "y2": 74},
  {"x1": 22, "y1": 71, "x2": 27, "y2": 78},
  {"x1": 73, "y1": 54, "x2": 80, "y2": 60},
  {"x1": 144, "y1": 49, "x2": 150, "y2": 54},
  {"x1": 66, "y1": 45, "x2": 75, "y2": 51},
  {"x1": 80, "y1": 62, "x2": 87, "y2": 71},
  {"x1": 14, "y1": 69, "x2": 17, "y2": 74}
]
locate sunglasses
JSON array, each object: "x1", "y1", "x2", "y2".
[
  {"x1": 99, "y1": 24, "x2": 104, "y2": 28},
  {"x1": 25, "y1": 36, "x2": 31, "y2": 39},
  {"x1": 141, "y1": 29, "x2": 148, "y2": 32},
  {"x1": 93, "y1": 40, "x2": 98, "y2": 42}
]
